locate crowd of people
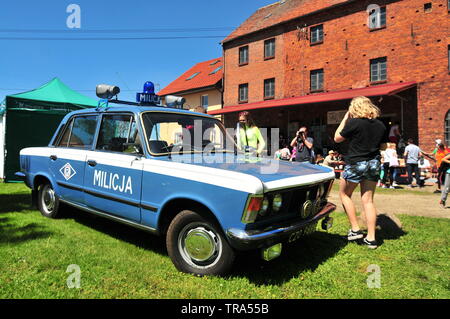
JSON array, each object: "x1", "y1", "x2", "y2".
[{"x1": 237, "y1": 96, "x2": 449, "y2": 249}]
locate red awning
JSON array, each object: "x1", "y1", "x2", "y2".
[{"x1": 208, "y1": 81, "x2": 416, "y2": 115}]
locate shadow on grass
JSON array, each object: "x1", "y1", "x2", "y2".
[
  {"x1": 62, "y1": 206, "x2": 167, "y2": 256},
  {"x1": 0, "y1": 217, "x2": 53, "y2": 245},
  {"x1": 229, "y1": 231, "x2": 348, "y2": 286},
  {"x1": 375, "y1": 214, "x2": 407, "y2": 246},
  {"x1": 0, "y1": 193, "x2": 33, "y2": 214},
  {"x1": 62, "y1": 206, "x2": 349, "y2": 284}
]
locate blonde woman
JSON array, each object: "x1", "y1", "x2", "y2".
[{"x1": 334, "y1": 96, "x2": 386, "y2": 249}]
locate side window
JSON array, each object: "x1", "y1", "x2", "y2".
[
  {"x1": 96, "y1": 114, "x2": 142, "y2": 154},
  {"x1": 58, "y1": 115, "x2": 97, "y2": 149}
]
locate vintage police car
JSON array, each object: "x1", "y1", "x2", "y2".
[{"x1": 17, "y1": 83, "x2": 336, "y2": 276}]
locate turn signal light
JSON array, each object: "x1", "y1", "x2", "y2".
[{"x1": 241, "y1": 196, "x2": 263, "y2": 224}]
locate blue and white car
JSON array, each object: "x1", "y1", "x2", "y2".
[{"x1": 17, "y1": 85, "x2": 336, "y2": 276}]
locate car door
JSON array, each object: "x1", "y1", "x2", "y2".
[
  {"x1": 83, "y1": 113, "x2": 144, "y2": 223},
  {"x1": 49, "y1": 115, "x2": 98, "y2": 204}
]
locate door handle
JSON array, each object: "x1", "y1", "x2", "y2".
[
  {"x1": 50, "y1": 155, "x2": 57, "y2": 161},
  {"x1": 87, "y1": 160, "x2": 97, "y2": 167}
]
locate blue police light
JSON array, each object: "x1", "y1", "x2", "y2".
[
  {"x1": 143, "y1": 81, "x2": 155, "y2": 94},
  {"x1": 136, "y1": 81, "x2": 160, "y2": 105}
]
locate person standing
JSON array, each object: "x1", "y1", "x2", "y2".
[
  {"x1": 290, "y1": 126, "x2": 314, "y2": 163},
  {"x1": 334, "y1": 96, "x2": 386, "y2": 249},
  {"x1": 432, "y1": 139, "x2": 450, "y2": 192},
  {"x1": 439, "y1": 153, "x2": 450, "y2": 208},
  {"x1": 388, "y1": 122, "x2": 401, "y2": 144},
  {"x1": 387, "y1": 143, "x2": 400, "y2": 187},
  {"x1": 404, "y1": 138, "x2": 423, "y2": 187},
  {"x1": 236, "y1": 111, "x2": 265, "y2": 156}
]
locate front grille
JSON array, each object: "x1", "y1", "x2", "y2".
[{"x1": 251, "y1": 180, "x2": 333, "y2": 226}]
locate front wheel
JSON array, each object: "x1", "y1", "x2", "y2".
[
  {"x1": 166, "y1": 210, "x2": 235, "y2": 276},
  {"x1": 37, "y1": 183, "x2": 61, "y2": 218}
]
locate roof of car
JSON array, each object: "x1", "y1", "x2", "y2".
[{"x1": 66, "y1": 104, "x2": 214, "y2": 118}]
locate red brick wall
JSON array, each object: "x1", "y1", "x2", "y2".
[{"x1": 223, "y1": 0, "x2": 449, "y2": 151}]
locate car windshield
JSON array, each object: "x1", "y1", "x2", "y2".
[{"x1": 141, "y1": 112, "x2": 236, "y2": 155}]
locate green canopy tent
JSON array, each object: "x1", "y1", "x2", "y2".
[{"x1": 2, "y1": 78, "x2": 98, "y2": 182}]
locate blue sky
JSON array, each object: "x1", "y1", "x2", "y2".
[{"x1": 0, "y1": 0, "x2": 274, "y2": 102}]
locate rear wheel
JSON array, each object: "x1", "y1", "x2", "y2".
[
  {"x1": 37, "y1": 183, "x2": 61, "y2": 218},
  {"x1": 166, "y1": 210, "x2": 235, "y2": 276}
]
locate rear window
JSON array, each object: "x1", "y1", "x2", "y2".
[{"x1": 58, "y1": 115, "x2": 98, "y2": 149}]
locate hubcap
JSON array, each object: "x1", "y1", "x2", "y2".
[
  {"x1": 42, "y1": 185, "x2": 55, "y2": 214},
  {"x1": 179, "y1": 225, "x2": 222, "y2": 268}
]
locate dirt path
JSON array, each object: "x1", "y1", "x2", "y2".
[{"x1": 329, "y1": 187, "x2": 450, "y2": 219}]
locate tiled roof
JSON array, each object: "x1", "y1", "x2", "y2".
[
  {"x1": 158, "y1": 57, "x2": 223, "y2": 96},
  {"x1": 223, "y1": 0, "x2": 349, "y2": 43}
]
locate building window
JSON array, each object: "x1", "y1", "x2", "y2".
[
  {"x1": 201, "y1": 95, "x2": 208, "y2": 108},
  {"x1": 209, "y1": 66, "x2": 222, "y2": 75},
  {"x1": 310, "y1": 25, "x2": 323, "y2": 44},
  {"x1": 424, "y1": 3, "x2": 432, "y2": 12},
  {"x1": 239, "y1": 46, "x2": 249, "y2": 65},
  {"x1": 238, "y1": 84, "x2": 248, "y2": 102},
  {"x1": 186, "y1": 72, "x2": 200, "y2": 81},
  {"x1": 369, "y1": 6, "x2": 386, "y2": 29},
  {"x1": 264, "y1": 78, "x2": 275, "y2": 99},
  {"x1": 264, "y1": 38, "x2": 276, "y2": 59},
  {"x1": 445, "y1": 111, "x2": 450, "y2": 146},
  {"x1": 310, "y1": 69, "x2": 324, "y2": 92},
  {"x1": 370, "y1": 57, "x2": 387, "y2": 83}
]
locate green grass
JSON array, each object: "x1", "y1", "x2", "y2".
[{"x1": 0, "y1": 182, "x2": 449, "y2": 299}]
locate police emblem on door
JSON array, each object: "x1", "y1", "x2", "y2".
[{"x1": 60, "y1": 163, "x2": 76, "y2": 181}]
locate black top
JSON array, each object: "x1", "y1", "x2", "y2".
[
  {"x1": 295, "y1": 137, "x2": 314, "y2": 163},
  {"x1": 340, "y1": 118, "x2": 386, "y2": 165}
]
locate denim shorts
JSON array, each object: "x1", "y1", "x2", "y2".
[{"x1": 342, "y1": 158, "x2": 381, "y2": 183}]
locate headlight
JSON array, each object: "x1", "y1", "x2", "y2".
[
  {"x1": 272, "y1": 194, "x2": 283, "y2": 212},
  {"x1": 259, "y1": 197, "x2": 270, "y2": 216}
]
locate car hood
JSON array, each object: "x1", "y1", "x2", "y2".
[{"x1": 150, "y1": 153, "x2": 335, "y2": 193}]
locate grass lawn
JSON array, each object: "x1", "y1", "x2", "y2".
[{"x1": 0, "y1": 182, "x2": 449, "y2": 299}]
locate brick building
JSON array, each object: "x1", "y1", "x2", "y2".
[{"x1": 209, "y1": 0, "x2": 449, "y2": 155}]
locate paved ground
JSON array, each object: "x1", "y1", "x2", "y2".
[{"x1": 329, "y1": 182, "x2": 450, "y2": 219}]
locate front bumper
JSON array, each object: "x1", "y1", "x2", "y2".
[{"x1": 226, "y1": 202, "x2": 336, "y2": 251}]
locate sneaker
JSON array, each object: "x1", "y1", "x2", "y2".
[
  {"x1": 382, "y1": 185, "x2": 388, "y2": 189},
  {"x1": 363, "y1": 238, "x2": 378, "y2": 249},
  {"x1": 440, "y1": 200, "x2": 446, "y2": 208},
  {"x1": 347, "y1": 229, "x2": 364, "y2": 241},
  {"x1": 392, "y1": 182, "x2": 399, "y2": 187},
  {"x1": 389, "y1": 186, "x2": 395, "y2": 189},
  {"x1": 434, "y1": 189, "x2": 441, "y2": 194}
]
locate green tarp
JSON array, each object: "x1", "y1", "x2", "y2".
[{"x1": 3, "y1": 78, "x2": 98, "y2": 182}]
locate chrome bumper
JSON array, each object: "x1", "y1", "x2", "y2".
[{"x1": 226, "y1": 202, "x2": 336, "y2": 250}]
